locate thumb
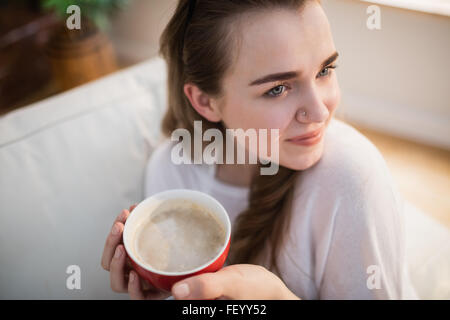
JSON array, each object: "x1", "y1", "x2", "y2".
[{"x1": 172, "y1": 270, "x2": 235, "y2": 300}]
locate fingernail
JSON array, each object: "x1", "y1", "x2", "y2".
[
  {"x1": 129, "y1": 271, "x2": 135, "y2": 283},
  {"x1": 111, "y1": 223, "x2": 120, "y2": 235},
  {"x1": 114, "y1": 246, "x2": 123, "y2": 259},
  {"x1": 173, "y1": 283, "x2": 190, "y2": 299}
]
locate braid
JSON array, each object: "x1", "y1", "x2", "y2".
[{"x1": 230, "y1": 164, "x2": 298, "y2": 277}]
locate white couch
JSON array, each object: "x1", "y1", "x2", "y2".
[{"x1": 0, "y1": 56, "x2": 449, "y2": 299}]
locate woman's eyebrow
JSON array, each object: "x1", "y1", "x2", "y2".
[{"x1": 248, "y1": 51, "x2": 339, "y2": 86}]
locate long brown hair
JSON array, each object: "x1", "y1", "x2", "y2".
[{"x1": 159, "y1": 0, "x2": 317, "y2": 277}]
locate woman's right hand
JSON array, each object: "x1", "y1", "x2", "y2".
[{"x1": 101, "y1": 204, "x2": 171, "y2": 300}]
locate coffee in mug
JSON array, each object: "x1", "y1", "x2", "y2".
[{"x1": 131, "y1": 198, "x2": 226, "y2": 273}]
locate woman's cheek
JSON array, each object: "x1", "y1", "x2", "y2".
[
  {"x1": 222, "y1": 96, "x2": 263, "y2": 129},
  {"x1": 325, "y1": 81, "x2": 341, "y2": 114},
  {"x1": 241, "y1": 105, "x2": 286, "y2": 131}
]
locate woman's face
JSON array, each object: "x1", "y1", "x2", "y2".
[{"x1": 217, "y1": 2, "x2": 341, "y2": 171}]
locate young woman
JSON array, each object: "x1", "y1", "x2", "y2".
[{"x1": 101, "y1": 0, "x2": 418, "y2": 299}]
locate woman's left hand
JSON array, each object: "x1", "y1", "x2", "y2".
[{"x1": 171, "y1": 264, "x2": 300, "y2": 300}]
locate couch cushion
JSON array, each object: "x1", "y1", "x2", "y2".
[{"x1": 0, "y1": 56, "x2": 167, "y2": 299}]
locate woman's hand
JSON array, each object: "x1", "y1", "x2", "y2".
[
  {"x1": 171, "y1": 264, "x2": 300, "y2": 300},
  {"x1": 100, "y1": 204, "x2": 171, "y2": 300}
]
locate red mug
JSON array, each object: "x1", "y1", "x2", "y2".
[{"x1": 123, "y1": 189, "x2": 231, "y2": 292}]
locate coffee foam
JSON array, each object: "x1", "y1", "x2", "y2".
[{"x1": 132, "y1": 198, "x2": 226, "y2": 273}]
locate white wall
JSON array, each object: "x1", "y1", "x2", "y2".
[{"x1": 321, "y1": 0, "x2": 450, "y2": 149}]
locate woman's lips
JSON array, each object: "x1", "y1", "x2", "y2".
[{"x1": 287, "y1": 128, "x2": 323, "y2": 146}]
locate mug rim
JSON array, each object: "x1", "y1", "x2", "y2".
[{"x1": 123, "y1": 189, "x2": 231, "y2": 276}]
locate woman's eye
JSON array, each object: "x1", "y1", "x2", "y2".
[
  {"x1": 264, "y1": 84, "x2": 288, "y2": 98},
  {"x1": 317, "y1": 64, "x2": 338, "y2": 78}
]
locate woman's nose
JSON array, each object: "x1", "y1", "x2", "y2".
[{"x1": 295, "y1": 85, "x2": 329, "y2": 123}]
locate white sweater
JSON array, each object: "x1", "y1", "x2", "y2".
[{"x1": 144, "y1": 118, "x2": 418, "y2": 299}]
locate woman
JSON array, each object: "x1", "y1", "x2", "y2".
[{"x1": 101, "y1": 0, "x2": 418, "y2": 299}]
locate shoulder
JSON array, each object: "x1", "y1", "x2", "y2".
[
  {"x1": 318, "y1": 118, "x2": 387, "y2": 181},
  {"x1": 144, "y1": 138, "x2": 204, "y2": 197},
  {"x1": 146, "y1": 138, "x2": 175, "y2": 168},
  {"x1": 290, "y1": 118, "x2": 404, "y2": 231},
  {"x1": 144, "y1": 139, "x2": 175, "y2": 195},
  {"x1": 145, "y1": 138, "x2": 178, "y2": 179},
  {"x1": 285, "y1": 120, "x2": 410, "y2": 298}
]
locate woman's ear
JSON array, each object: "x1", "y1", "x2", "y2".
[{"x1": 183, "y1": 83, "x2": 222, "y2": 122}]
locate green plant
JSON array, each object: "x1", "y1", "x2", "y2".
[{"x1": 41, "y1": 0, "x2": 130, "y2": 30}]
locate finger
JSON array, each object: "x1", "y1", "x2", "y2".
[
  {"x1": 101, "y1": 208, "x2": 131, "y2": 270},
  {"x1": 116, "y1": 209, "x2": 131, "y2": 224},
  {"x1": 104, "y1": 205, "x2": 134, "y2": 269},
  {"x1": 172, "y1": 272, "x2": 232, "y2": 300},
  {"x1": 109, "y1": 245, "x2": 128, "y2": 293},
  {"x1": 128, "y1": 271, "x2": 145, "y2": 300},
  {"x1": 101, "y1": 220, "x2": 125, "y2": 270},
  {"x1": 124, "y1": 257, "x2": 163, "y2": 293},
  {"x1": 128, "y1": 272, "x2": 170, "y2": 300}
]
